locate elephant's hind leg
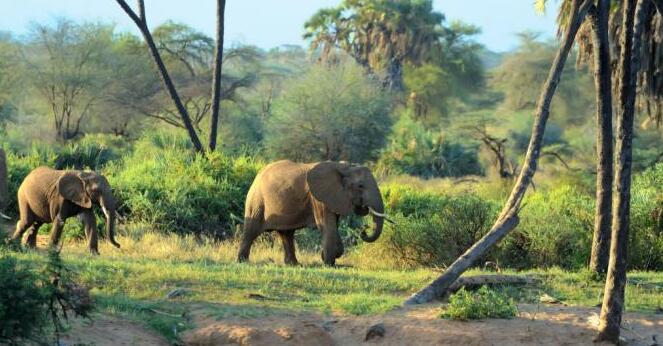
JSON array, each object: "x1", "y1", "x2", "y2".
[
  {"x1": 11, "y1": 202, "x2": 36, "y2": 244},
  {"x1": 277, "y1": 230, "x2": 298, "y2": 265},
  {"x1": 238, "y1": 217, "x2": 263, "y2": 263},
  {"x1": 25, "y1": 222, "x2": 43, "y2": 249},
  {"x1": 80, "y1": 210, "x2": 99, "y2": 255}
]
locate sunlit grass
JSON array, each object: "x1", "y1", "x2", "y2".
[{"x1": 7, "y1": 228, "x2": 663, "y2": 341}]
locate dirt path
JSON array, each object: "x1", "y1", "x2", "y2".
[
  {"x1": 183, "y1": 304, "x2": 663, "y2": 346},
  {"x1": 60, "y1": 314, "x2": 169, "y2": 346}
]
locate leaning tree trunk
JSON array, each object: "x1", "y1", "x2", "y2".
[
  {"x1": 208, "y1": 0, "x2": 226, "y2": 151},
  {"x1": 405, "y1": 0, "x2": 592, "y2": 305},
  {"x1": 596, "y1": 0, "x2": 646, "y2": 342},
  {"x1": 115, "y1": 0, "x2": 204, "y2": 153},
  {"x1": 588, "y1": 0, "x2": 614, "y2": 276}
]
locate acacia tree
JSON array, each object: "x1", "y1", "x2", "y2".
[
  {"x1": 26, "y1": 20, "x2": 114, "y2": 141},
  {"x1": 405, "y1": 0, "x2": 593, "y2": 305},
  {"x1": 115, "y1": 0, "x2": 227, "y2": 152}
]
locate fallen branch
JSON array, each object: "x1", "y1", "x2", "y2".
[{"x1": 446, "y1": 274, "x2": 539, "y2": 295}]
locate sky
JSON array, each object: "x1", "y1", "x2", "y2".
[{"x1": 0, "y1": 1, "x2": 559, "y2": 53}]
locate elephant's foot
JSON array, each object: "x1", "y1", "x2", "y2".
[
  {"x1": 321, "y1": 251, "x2": 336, "y2": 266},
  {"x1": 284, "y1": 258, "x2": 299, "y2": 266},
  {"x1": 89, "y1": 248, "x2": 100, "y2": 256}
]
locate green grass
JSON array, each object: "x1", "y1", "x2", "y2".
[
  {"x1": 440, "y1": 286, "x2": 518, "y2": 320},
  {"x1": 5, "y1": 230, "x2": 663, "y2": 341}
]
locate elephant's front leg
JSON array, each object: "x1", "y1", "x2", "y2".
[
  {"x1": 80, "y1": 210, "x2": 99, "y2": 255},
  {"x1": 313, "y1": 202, "x2": 341, "y2": 266},
  {"x1": 49, "y1": 215, "x2": 66, "y2": 248}
]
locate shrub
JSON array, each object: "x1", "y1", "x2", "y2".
[
  {"x1": 0, "y1": 250, "x2": 92, "y2": 345},
  {"x1": 497, "y1": 185, "x2": 594, "y2": 270},
  {"x1": 357, "y1": 186, "x2": 499, "y2": 268},
  {"x1": 265, "y1": 60, "x2": 392, "y2": 163},
  {"x1": 440, "y1": 286, "x2": 518, "y2": 320},
  {"x1": 0, "y1": 255, "x2": 46, "y2": 343},
  {"x1": 54, "y1": 139, "x2": 121, "y2": 170},
  {"x1": 107, "y1": 133, "x2": 263, "y2": 237},
  {"x1": 377, "y1": 114, "x2": 482, "y2": 178}
]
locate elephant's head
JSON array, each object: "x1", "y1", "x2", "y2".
[
  {"x1": 307, "y1": 161, "x2": 387, "y2": 242},
  {"x1": 57, "y1": 171, "x2": 120, "y2": 248}
]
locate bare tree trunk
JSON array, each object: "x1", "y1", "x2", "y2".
[
  {"x1": 588, "y1": 0, "x2": 614, "y2": 276},
  {"x1": 115, "y1": 0, "x2": 203, "y2": 153},
  {"x1": 596, "y1": 0, "x2": 646, "y2": 342},
  {"x1": 208, "y1": 0, "x2": 226, "y2": 151},
  {"x1": 405, "y1": 0, "x2": 592, "y2": 305}
]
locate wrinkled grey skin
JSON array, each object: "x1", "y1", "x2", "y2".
[
  {"x1": 238, "y1": 160, "x2": 386, "y2": 266},
  {"x1": 11, "y1": 166, "x2": 120, "y2": 254}
]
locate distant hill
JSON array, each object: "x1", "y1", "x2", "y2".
[{"x1": 479, "y1": 48, "x2": 504, "y2": 70}]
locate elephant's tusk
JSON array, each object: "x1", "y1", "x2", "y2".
[
  {"x1": 367, "y1": 206, "x2": 387, "y2": 218},
  {"x1": 102, "y1": 206, "x2": 110, "y2": 220},
  {"x1": 0, "y1": 211, "x2": 10, "y2": 220},
  {"x1": 368, "y1": 207, "x2": 395, "y2": 224}
]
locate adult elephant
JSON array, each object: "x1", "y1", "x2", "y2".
[
  {"x1": 11, "y1": 166, "x2": 120, "y2": 254},
  {"x1": 238, "y1": 160, "x2": 389, "y2": 266},
  {"x1": 0, "y1": 148, "x2": 9, "y2": 220}
]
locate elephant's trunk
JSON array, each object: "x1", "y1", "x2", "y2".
[
  {"x1": 100, "y1": 192, "x2": 120, "y2": 248},
  {"x1": 359, "y1": 173, "x2": 386, "y2": 243}
]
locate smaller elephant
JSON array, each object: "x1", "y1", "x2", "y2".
[
  {"x1": 238, "y1": 160, "x2": 389, "y2": 266},
  {"x1": 11, "y1": 166, "x2": 120, "y2": 254}
]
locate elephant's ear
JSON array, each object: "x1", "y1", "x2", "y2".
[
  {"x1": 307, "y1": 161, "x2": 352, "y2": 215},
  {"x1": 57, "y1": 173, "x2": 92, "y2": 209}
]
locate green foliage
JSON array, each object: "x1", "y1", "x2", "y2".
[
  {"x1": 0, "y1": 255, "x2": 47, "y2": 343},
  {"x1": 54, "y1": 140, "x2": 121, "y2": 170},
  {"x1": 491, "y1": 32, "x2": 593, "y2": 126},
  {"x1": 500, "y1": 185, "x2": 594, "y2": 269},
  {"x1": 440, "y1": 286, "x2": 518, "y2": 320},
  {"x1": 360, "y1": 185, "x2": 498, "y2": 268},
  {"x1": 265, "y1": 61, "x2": 392, "y2": 162},
  {"x1": 0, "y1": 250, "x2": 92, "y2": 345},
  {"x1": 377, "y1": 114, "x2": 482, "y2": 178},
  {"x1": 108, "y1": 131, "x2": 263, "y2": 237}
]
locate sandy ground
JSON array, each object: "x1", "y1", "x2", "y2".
[
  {"x1": 61, "y1": 314, "x2": 170, "y2": 346},
  {"x1": 181, "y1": 304, "x2": 663, "y2": 346}
]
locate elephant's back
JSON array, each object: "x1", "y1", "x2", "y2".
[
  {"x1": 19, "y1": 167, "x2": 62, "y2": 219},
  {"x1": 247, "y1": 160, "x2": 311, "y2": 221},
  {"x1": 21, "y1": 166, "x2": 62, "y2": 189}
]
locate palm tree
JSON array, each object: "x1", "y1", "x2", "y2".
[
  {"x1": 304, "y1": 0, "x2": 444, "y2": 91},
  {"x1": 545, "y1": 0, "x2": 662, "y2": 275},
  {"x1": 546, "y1": 0, "x2": 657, "y2": 341},
  {"x1": 405, "y1": 0, "x2": 594, "y2": 305}
]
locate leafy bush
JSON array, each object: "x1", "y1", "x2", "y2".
[
  {"x1": 265, "y1": 60, "x2": 392, "y2": 163},
  {"x1": 629, "y1": 163, "x2": 663, "y2": 269},
  {"x1": 0, "y1": 255, "x2": 46, "y2": 343},
  {"x1": 54, "y1": 137, "x2": 122, "y2": 170},
  {"x1": 498, "y1": 185, "x2": 594, "y2": 269},
  {"x1": 357, "y1": 185, "x2": 498, "y2": 268},
  {"x1": 377, "y1": 114, "x2": 482, "y2": 178},
  {"x1": 440, "y1": 286, "x2": 518, "y2": 320},
  {"x1": 108, "y1": 132, "x2": 263, "y2": 237},
  {"x1": 0, "y1": 250, "x2": 92, "y2": 345}
]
